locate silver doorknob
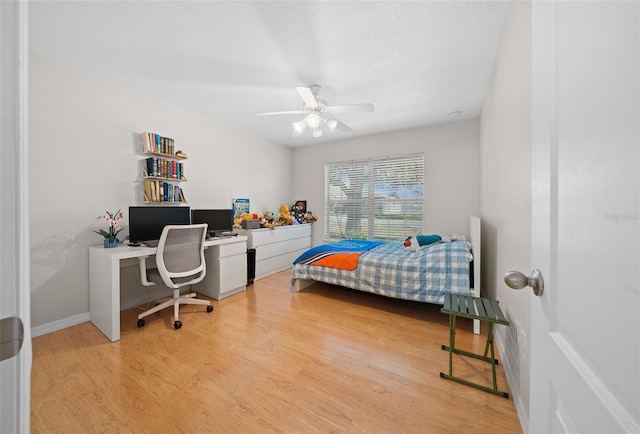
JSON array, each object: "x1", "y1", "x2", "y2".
[{"x1": 504, "y1": 269, "x2": 544, "y2": 296}]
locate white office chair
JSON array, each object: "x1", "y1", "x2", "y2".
[{"x1": 137, "y1": 223, "x2": 213, "y2": 329}]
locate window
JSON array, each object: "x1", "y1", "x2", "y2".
[{"x1": 324, "y1": 153, "x2": 424, "y2": 242}]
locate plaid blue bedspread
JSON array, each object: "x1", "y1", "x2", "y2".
[{"x1": 291, "y1": 240, "x2": 473, "y2": 304}]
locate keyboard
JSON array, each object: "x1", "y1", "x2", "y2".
[{"x1": 143, "y1": 239, "x2": 160, "y2": 247}]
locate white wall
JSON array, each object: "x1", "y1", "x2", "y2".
[
  {"x1": 29, "y1": 54, "x2": 292, "y2": 329},
  {"x1": 479, "y1": 2, "x2": 531, "y2": 431},
  {"x1": 291, "y1": 120, "x2": 481, "y2": 246}
]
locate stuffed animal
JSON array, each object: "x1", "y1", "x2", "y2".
[
  {"x1": 404, "y1": 234, "x2": 442, "y2": 251},
  {"x1": 303, "y1": 212, "x2": 318, "y2": 224},
  {"x1": 278, "y1": 204, "x2": 291, "y2": 226},
  {"x1": 261, "y1": 211, "x2": 276, "y2": 230},
  {"x1": 233, "y1": 212, "x2": 246, "y2": 229},
  {"x1": 233, "y1": 212, "x2": 261, "y2": 228}
]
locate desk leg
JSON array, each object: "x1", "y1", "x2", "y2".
[{"x1": 89, "y1": 249, "x2": 120, "y2": 342}]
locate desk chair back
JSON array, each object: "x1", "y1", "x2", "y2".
[{"x1": 155, "y1": 224, "x2": 208, "y2": 289}]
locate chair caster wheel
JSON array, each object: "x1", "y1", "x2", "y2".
[
  {"x1": 137, "y1": 319, "x2": 145, "y2": 328},
  {"x1": 174, "y1": 320, "x2": 182, "y2": 329},
  {"x1": 207, "y1": 305, "x2": 214, "y2": 313}
]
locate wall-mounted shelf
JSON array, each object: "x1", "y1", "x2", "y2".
[{"x1": 140, "y1": 132, "x2": 188, "y2": 204}]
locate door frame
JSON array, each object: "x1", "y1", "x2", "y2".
[{"x1": 0, "y1": 0, "x2": 31, "y2": 432}]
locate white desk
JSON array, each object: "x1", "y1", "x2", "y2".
[{"x1": 89, "y1": 236, "x2": 247, "y2": 342}]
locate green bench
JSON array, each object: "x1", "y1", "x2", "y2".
[{"x1": 440, "y1": 292, "x2": 510, "y2": 398}]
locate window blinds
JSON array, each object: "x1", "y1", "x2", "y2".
[{"x1": 324, "y1": 153, "x2": 424, "y2": 242}]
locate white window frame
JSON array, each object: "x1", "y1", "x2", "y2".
[{"x1": 324, "y1": 153, "x2": 424, "y2": 242}]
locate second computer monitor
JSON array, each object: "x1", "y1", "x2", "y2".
[{"x1": 191, "y1": 209, "x2": 234, "y2": 236}]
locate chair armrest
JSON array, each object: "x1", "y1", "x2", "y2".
[{"x1": 138, "y1": 256, "x2": 156, "y2": 287}]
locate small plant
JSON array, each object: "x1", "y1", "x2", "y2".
[{"x1": 95, "y1": 209, "x2": 124, "y2": 243}]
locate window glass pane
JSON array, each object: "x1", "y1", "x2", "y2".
[{"x1": 324, "y1": 153, "x2": 424, "y2": 242}]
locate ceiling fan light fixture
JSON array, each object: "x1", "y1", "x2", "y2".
[
  {"x1": 293, "y1": 119, "x2": 306, "y2": 134},
  {"x1": 306, "y1": 113, "x2": 321, "y2": 128},
  {"x1": 265, "y1": 85, "x2": 371, "y2": 138}
]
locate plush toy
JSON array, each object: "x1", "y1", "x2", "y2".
[
  {"x1": 404, "y1": 234, "x2": 442, "y2": 251},
  {"x1": 303, "y1": 212, "x2": 318, "y2": 224},
  {"x1": 277, "y1": 204, "x2": 290, "y2": 226},
  {"x1": 279, "y1": 204, "x2": 289, "y2": 217},
  {"x1": 233, "y1": 212, "x2": 261, "y2": 228},
  {"x1": 260, "y1": 211, "x2": 276, "y2": 230},
  {"x1": 233, "y1": 212, "x2": 246, "y2": 229}
]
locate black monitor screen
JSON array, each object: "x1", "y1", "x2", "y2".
[
  {"x1": 128, "y1": 206, "x2": 191, "y2": 244},
  {"x1": 191, "y1": 209, "x2": 233, "y2": 235}
]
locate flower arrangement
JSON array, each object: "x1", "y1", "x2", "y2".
[{"x1": 95, "y1": 209, "x2": 124, "y2": 247}]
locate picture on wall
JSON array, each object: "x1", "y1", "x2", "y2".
[{"x1": 294, "y1": 200, "x2": 307, "y2": 213}]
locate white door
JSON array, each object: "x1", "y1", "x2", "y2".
[
  {"x1": 0, "y1": 1, "x2": 31, "y2": 432},
  {"x1": 530, "y1": 1, "x2": 639, "y2": 432}
]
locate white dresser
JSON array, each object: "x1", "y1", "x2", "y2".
[{"x1": 234, "y1": 224, "x2": 312, "y2": 281}]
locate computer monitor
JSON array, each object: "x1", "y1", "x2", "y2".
[
  {"x1": 191, "y1": 209, "x2": 234, "y2": 236},
  {"x1": 128, "y1": 206, "x2": 191, "y2": 244}
]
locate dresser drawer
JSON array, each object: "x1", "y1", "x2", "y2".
[{"x1": 217, "y1": 240, "x2": 247, "y2": 258}]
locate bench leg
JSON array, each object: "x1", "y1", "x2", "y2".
[
  {"x1": 448, "y1": 313, "x2": 455, "y2": 376},
  {"x1": 440, "y1": 317, "x2": 509, "y2": 399},
  {"x1": 487, "y1": 323, "x2": 500, "y2": 392}
]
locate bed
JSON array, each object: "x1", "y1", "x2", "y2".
[{"x1": 291, "y1": 215, "x2": 482, "y2": 333}]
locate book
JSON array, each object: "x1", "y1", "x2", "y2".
[
  {"x1": 143, "y1": 180, "x2": 152, "y2": 202},
  {"x1": 141, "y1": 132, "x2": 151, "y2": 153},
  {"x1": 232, "y1": 198, "x2": 250, "y2": 219},
  {"x1": 145, "y1": 157, "x2": 155, "y2": 177}
]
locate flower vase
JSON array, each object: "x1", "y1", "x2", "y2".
[{"x1": 104, "y1": 239, "x2": 118, "y2": 248}]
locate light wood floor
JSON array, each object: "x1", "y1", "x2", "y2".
[{"x1": 31, "y1": 270, "x2": 522, "y2": 433}]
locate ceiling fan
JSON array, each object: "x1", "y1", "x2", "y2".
[{"x1": 256, "y1": 85, "x2": 374, "y2": 138}]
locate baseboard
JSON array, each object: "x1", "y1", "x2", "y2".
[
  {"x1": 31, "y1": 289, "x2": 178, "y2": 339},
  {"x1": 494, "y1": 333, "x2": 529, "y2": 433},
  {"x1": 31, "y1": 312, "x2": 90, "y2": 338}
]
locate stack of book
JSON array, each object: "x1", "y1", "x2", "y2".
[
  {"x1": 145, "y1": 157, "x2": 184, "y2": 180},
  {"x1": 141, "y1": 132, "x2": 175, "y2": 155},
  {"x1": 143, "y1": 180, "x2": 186, "y2": 203}
]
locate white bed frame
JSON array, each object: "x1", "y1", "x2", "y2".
[{"x1": 293, "y1": 215, "x2": 482, "y2": 334}]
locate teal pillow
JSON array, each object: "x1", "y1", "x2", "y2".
[{"x1": 416, "y1": 234, "x2": 441, "y2": 246}]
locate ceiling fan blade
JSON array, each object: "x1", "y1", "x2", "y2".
[
  {"x1": 325, "y1": 103, "x2": 375, "y2": 114},
  {"x1": 334, "y1": 119, "x2": 354, "y2": 133},
  {"x1": 256, "y1": 110, "x2": 306, "y2": 116},
  {"x1": 295, "y1": 86, "x2": 319, "y2": 109}
]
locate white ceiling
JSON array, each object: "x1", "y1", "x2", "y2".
[{"x1": 29, "y1": 1, "x2": 509, "y2": 147}]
